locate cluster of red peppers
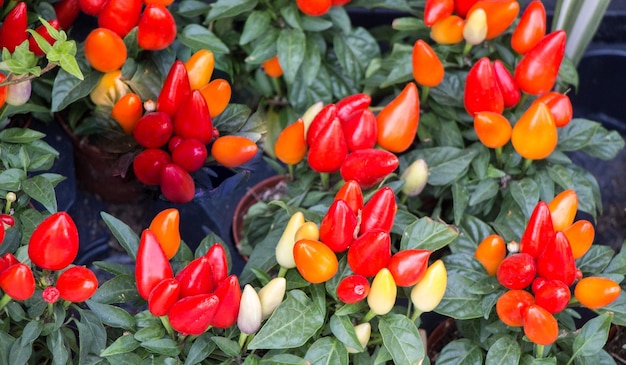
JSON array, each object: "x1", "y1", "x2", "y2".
[
  {"x1": 474, "y1": 190, "x2": 621, "y2": 346},
  {"x1": 274, "y1": 88, "x2": 422, "y2": 189},
  {"x1": 295, "y1": 0, "x2": 351, "y2": 17},
  {"x1": 0, "y1": 212, "x2": 98, "y2": 311},
  {"x1": 274, "y1": 180, "x2": 447, "y2": 347},
  {"x1": 109, "y1": 49, "x2": 255, "y2": 204}
]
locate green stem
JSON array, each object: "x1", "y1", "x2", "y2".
[
  {"x1": 288, "y1": 164, "x2": 295, "y2": 181},
  {"x1": 410, "y1": 309, "x2": 423, "y2": 322},
  {"x1": 320, "y1": 172, "x2": 330, "y2": 190},
  {"x1": 536, "y1": 344, "x2": 545, "y2": 358},
  {"x1": 238, "y1": 332, "x2": 248, "y2": 350},
  {"x1": 362, "y1": 310, "x2": 376, "y2": 323},
  {"x1": 0, "y1": 294, "x2": 11, "y2": 312},
  {"x1": 400, "y1": 193, "x2": 408, "y2": 205},
  {"x1": 462, "y1": 42, "x2": 473, "y2": 57},
  {"x1": 160, "y1": 316, "x2": 176, "y2": 340},
  {"x1": 271, "y1": 76, "x2": 282, "y2": 98},
  {"x1": 495, "y1": 146, "x2": 503, "y2": 168},
  {"x1": 278, "y1": 266, "x2": 288, "y2": 278},
  {"x1": 420, "y1": 86, "x2": 430, "y2": 105},
  {"x1": 521, "y1": 158, "x2": 533, "y2": 176}
]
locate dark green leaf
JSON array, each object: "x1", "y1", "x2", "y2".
[
  {"x1": 400, "y1": 217, "x2": 459, "y2": 251},
  {"x1": 248, "y1": 290, "x2": 324, "y2": 349},
  {"x1": 90, "y1": 275, "x2": 141, "y2": 305},
  {"x1": 604, "y1": 243, "x2": 626, "y2": 275},
  {"x1": 240, "y1": 11, "x2": 271, "y2": 45},
  {"x1": 571, "y1": 312, "x2": 613, "y2": 359},
  {"x1": 304, "y1": 337, "x2": 348, "y2": 365},
  {"x1": 47, "y1": 329, "x2": 70, "y2": 365},
  {"x1": 405, "y1": 147, "x2": 478, "y2": 186},
  {"x1": 100, "y1": 212, "x2": 140, "y2": 260},
  {"x1": 245, "y1": 28, "x2": 279, "y2": 64},
  {"x1": 469, "y1": 178, "x2": 499, "y2": 206},
  {"x1": 51, "y1": 61, "x2": 100, "y2": 112},
  {"x1": 211, "y1": 336, "x2": 240, "y2": 357},
  {"x1": 0, "y1": 128, "x2": 45, "y2": 143},
  {"x1": 207, "y1": 0, "x2": 257, "y2": 21},
  {"x1": 379, "y1": 314, "x2": 425, "y2": 365},
  {"x1": 0, "y1": 168, "x2": 26, "y2": 191},
  {"x1": 140, "y1": 338, "x2": 180, "y2": 357},
  {"x1": 184, "y1": 333, "x2": 216, "y2": 365},
  {"x1": 437, "y1": 339, "x2": 483, "y2": 365},
  {"x1": 177, "y1": 0, "x2": 212, "y2": 17},
  {"x1": 330, "y1": 315, "x2": 362, "y2": 352},
  {"x1": 301, "y1": 41, "x2": 322, "y2": 86},
  {"x1": 333, "y1": 27, "x2": 380, "y2": 84},
  {"x1": 75, "y1": 310, "x2": 107, "y2": 363},
  {"x1": 22, "y1": 175, "x2": 57, "y2": 213},
  {"x1": 452, "y1": 181, "x2": 470, "y2": 225},
  {"x1": 485, "y1": 336, "x2": 520, "y2": 365},
  {"x1": 260, "y1": 353, "x2": 307, "y2": 365},
  {"x1": 100, "y1": 334, "x2": 140, "y2": 357},
  {"x1": 277, "y1": 28, "x2": 306, "y2": 85},
  {"x1": 179, "y1": 25, "x2": 230, "y2": 54},
  {"x1": 576, "y1": 245, "x2": 615, "y2": 275},
  {"x1": 0, "y1": 332, "x2": 15, "y2": 365},
  {"x1": 509, "y1": 178, "x2": 540, "y2": 218},
  {"x1": 86, "y1": 300, "x2": 136, "y2": 330},
  {"x1": 134, "y1": 326, "x2": 165, "y2": 342},
  {"x1": 92, "y1": 261, "x2": 133, "y2": 276}
]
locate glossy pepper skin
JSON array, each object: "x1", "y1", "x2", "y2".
[
  {"x1": 496, "y1": 253, "x2": 537, "y2": 290},
  {"x1": 168, "y1": 294, "x2": 219, "y2": 335},
  {"x1": 334, "y1": 180, "x2": 363, "y2": 216},
  {"x1": 376, "y1": 82, "x2": 420, "y2": 153},
  {"x1": 410, "y1": 259, "x2": 447, "y2": 313},
  {"x1": 148, "y1": 278, "x2": 180, "y2": 317},
  {"x1": 149, "y1": 208, "x2": 181, "y2": 260},
  {"x1": 341, "y1": 109, "x2": 377, "y2": 152},
  {"x1": 493, "y1": 60, "x2": 521, "y2": 108},
  {"x1": 307, "y1": 117, "x2": 348, "y2": 173},
  {"x1": 514, "y1": 30, "x2": 567, "y2": 95},
  {"x1": 574, "y1": 277, "x2": 621, "y2": 309},
  {"x1": 467, "y1": 0, "x2": 520, "y2": 40},
  {"x1": 55, "y1": 0, "x2": 81, "y2": 30},
  {"x1": 547, "y1": 189, "x2": 578, "y2": 232},
  {"x1": 175, "y1": 255, "x2": 214, "y2": 298},
  {"x1": 210, "y1": 275, "x2": 242, "y2": 328},
  {"x1": 274, "y1": 118, "x2": 307, "y2": 165},
  {"x1": 97, "y1": 0, "x2": 142, "y2": 38},
  {"x1": 368, "y1": 268, "x2": 397, "y2": 315},
  {"x1": 0, "y1": 263, "x2": 35, "y2": 300},
  {"x1": 174, "y1": 90, "x2": 214, "y2": 145},
  {"x1": 319, "y1": 199, "x2": 358, "y2": 253},
  {"x1": 336, "y1": 274, "x2": 370, "y2": 304},
  {"x1": 537, "y1": 231, "x2": 576, "y2": 286},
  {"x1": 464, "y1": 58, "x2": 504, "y2": 116},
  {"x1": 293, "y1": 239, "x2": 339, "y2": 284},
  {"x1": 185, "y1": 49, "x2": 215, "y2": 90},
  {"x1": 347, "y1": 230, "x2": 391, "y2": 277},
  {"x1": 474, "y1": 234, "x2": 506, "y2": 276},
  {"x1": 519, "y1": 201, "x2": 555, "y2": 258},
  {"x1": 387, "y1": 249, "x2": 431, "y2": 287},
  {"x1": 135, "y1": 229, "x2": 174, "y2": 300},
  {"x1": 0, "y1": 2, "x2": 28, "y2": 53},
  {"x1": 157, "y1": 60, "x2": 192, "y2": 118},
  {"x1": 532, "y1": 92, "x2": 573, "y2": 128},
  {"x1": 412, "y1": 40, "x2": 445, "y2": 87},
  {"x1": 275, "y1": 212, "x2": 305, "y2": 269},
  {"x1": 496, "y1": 289, "x2": 535, "y2": 327},
  {"x1": 563, "y1": 220, "x2": 594, "y2": 259},
  {"x1": 511, "y1": 102, "x2": 558, "y2": 160},
  {"x1": 28, "y1": 212, "x2": 79, "y2": 271},
  {"x1": 523, "y1": 305, "x2": 558, "y2": 345},
  {"x1": 306, "y1": 104, "x2": 337, "y2": 146},
  {"x1": 56, "y1": 266, "x2": 98, "y2": 302},
  {"x1": 430, "y1": 15, "x2": 465, "y2": 44},
  {"x1": 511, "y1": 0, "x2": 547, "y2": 55},
  {"x1": 340, "y1": 149, "x2": 399, "y2": 190},
  {"x1": 473, "y1": 112, "x2": 512, "y2": 149},
  {"x1": 360, "y1": 187, "x2": 397, "y2": 234},
  {"x1": 206, "y1": 243, "x2": 229, "y2": 286},
  {"x1": 424, "y1": 0, "x2": 454, "y2": 27},
  {"x1": 336, "y1": 93, "x2": 371, "y2": 124}
]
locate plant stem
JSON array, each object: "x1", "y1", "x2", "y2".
[
  {"x1": 160, "y1": 316, "x2": 176, "y2": 339},
  {"x1": 521, "y1": 158, "x2": 533, "y2": 176},
  {"x1": 362, "y1": 310, "x2": 376, "y2": 323},
  {"x1": 462, "y1": 42, "x2": 473, "y2": 57},
  {"x1": 238, "y1": 332, "x2": 248, "y2": 350},
  {"x1": 410, "y1": 309, "x2": 423, "y2": 322},
  {"x1": 420, "y1": 86, "x2": 430, "y2": 105},
  {"x1": 0, "y1": 294, "x2": 11, "y2": 312},
  {"x1": 278, "y1": 266, "x2": 288, "y2": 278},
  {"x1": 320, "y1": 173, "x2": 330, "y2": 190},
  {"x1": 536, "y1": 344, "x2": 545, "y2": 358},
  {"x1": 288, "y1": 164, "x2": 295, "y2": 181},
  {"x1": 495, "y1": 147, "x2": 503, "y2": 168}
]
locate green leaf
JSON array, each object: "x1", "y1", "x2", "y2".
[
  {"x1": 240, "y1": 11, "x2": 271, "y2": 45},
  {"x1": 140, "y1": 338, "x2": 181, "y2": 357},
  {"x1": 85, "y1": 300, "x2": 136, "y2": 331},
  {"x1": 0, "y1": 332, "x2": 15, "y2": 365},
  {"x1": 134, "y1": 326, "x2": 165, "y2": 342},
  {"x1": 468, "y1": 178, "x2": 499, "y2": 206},
  {"x1": 211, "y1": 336, "x2": 240, "y2": 357},
  {"x1": 333, "y1": 27, "x2": 380, "y2": 84},
  {"x1": 47, "y1": 329, "x2": 70, "y2": 365},
  {"x1": 100, "y1": 334, "x2": 140, "y2": 357},
  {"x1": 558, "y1": 118, "x2": 625, "y2": 160},
  {"x1": 509, "y1": 178, "x2": 540, "y2": 218},
  {"x1": 400, "y1": 217, "x2": 459, "y2": 251},
  {"x1": 184, "y1": 333, "x2": 215, "y2": 365},
  {"x1": 404, "y1": 147, "x2": 478, "y2": 186},
  {"x1": 245, "y1": 28, "x2": 279, "y2": 64},
  {"x1": 604, "y1": 243, "x2": 626, "y2": 275},
  {"x1": 206, "y1": 0, "x2": 257, "y2": 21},
  {"x1": 301, "y1": 41, "x2": 322, "y2": 86},
  {"x1": 260, "y1": 353, "x2": 307, "y2": 365},
  {"x1": 571, "y1": 312, "x2": 613, "y2": 359},
  {"x1": 452, "y1": 181, "x2": 470, "y2": 225},
  {"x1": 92, "y1": 261, "x2": 134, "y2": 276},
  {"x1": 90, "y1": 275, "x2": 141, "y2": 305},
  {"x1": 599, "y1": 292, "x2": 626, "y2": 326},
  {"x1": 379, "y1": 314, "x2": 425, "y2": 365},
  {"x1": 51, "y1": 60, "x2": 100, "y2": 112},
  {"x1": 100, "y1": 212, "x2": 140, "y2": 260},
  {"x1": 304, "y1": 337, "x2": 349, "y2": 365},
  {"x1": 485, "y1": 336, "x2": 520, "y2": 365},
  {"x1": 248, "y1": 290, "x2": 324, "y2": 349},
  {"x1": 22, "y1": 175, "x2": 57, "y2": 213},
  {"x1": 576, "y1": 245, "x2": 615, "y2": 275},
  {"x1": 437, "y1": 339, "x2": 484, "y2": 365},
  {"x1": 330, "y1": 315, "x2": 362, "y2": 352},
  {"x1": 392, "y1": 17, "x2": 426, "y2": 31},
  {"x1": 276, "y1": 28, "x2": 306, "y2": 85},
  {"x1": 0, "y1": 128, "x2": 45, "y2": 143},
  {"x1": 75, "y1": 310, "x2": 107, "y2": 363},
  {"x1": 177, "y1": 0, "x2": 212, "y2": 17},
  {"x1": 179, "y1": 25, "x2": 230, "y2": 54}
]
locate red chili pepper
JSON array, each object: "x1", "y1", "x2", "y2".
[
  {"x1": 28, "y1": 19, "x2": 60, "y2": 57},
  {"x1": 336, "y1": 93, "x2": 371, "y2": 124},
  {"x1": 464, "y1": 57, "x2": 504, "y2": 116},
  {"x1": 149, "y1": 208, "x2": 181, "y2": 261},
  {"x1": 523, "y1": 305, "x2": 558, "y2": 345},
  {"x1": 158, "y1": 60, "x2": 192, "y2": 118},
  {"x1": 347, "y1": 229, "x2": 391, "y2": 277},
  {"x1": 173, "y1": 90, "x2": 213, "y2": 145},
  {"x1": 148, "y1": 278, "x2": 180, "y2": 317},
  {"x1": 341, "y1": 109, "x2": 377, "y2": 152},
  {"x1": 175, "y1": 255, "x2": 214, "y2": 298},
  {"x1": 97, "y1": 0, "x2": 143, "y2": 38},
  {"x1": 56, "y1": 266, "x2": 99, "y2": 302},
  {"x1": 537, "y1": 231, "x2": 576, "y2": 286},
  {"x1": 0, "y1": 214, "x2": 14, "y2": 229},
  {"x1": 55, "y1": 0, "x2": 81, "y2": 30},
  {"x1": 28, "y1": 212, "x2": 79, "y2": 271},
  {"x1": 306, "y1": 103, "x2": 337, "y2": 146},
  {"x1": 2, "y1": 253, "x2": 18, "y2": 267},
  {"x1": 424, "y1": 0, "x2": 454, "y2": 27},
  {"x1": 376, "y1": 82, "x2": 420, "y2": 153},
  {"x1": 336, "y1": 274, "x2": 370, "y2": 304},
  {"x1": 532, "y1": 92, "x2": 573, "y2": 128},
  {"x1": 136, "y1": 229, "x2": 174, "y2": 300},
  {"x1": 454, "y1": 0, "x2": 479, "y2": 18},
  {"x1": 168, "y1": 294, "x2": 220, "y2": 335},
  {"x1": 137, "y1": 5, "x2": 177, "y2": 51},
  {"x1": 0, "y1": 263, "x2": 35, "y2": 300},
  {"x1": 133, "y1": 148, "x2": 172, "y2": 186},
  {"x1": 493, "y1": 60, "x2": 521, "y2": 108},
  {"x1": 206, "y1": 243, "x2": 229, "y2": 286},
  {"x1": 511, "y1": 0, "x2": 546, "y2": 55},
  {"x1": 0, "y1": 2, "x2": 28, "y2": 53},
  {"x1": 307, "y1": 117, "x2": 348, "y2": 173},
  {"x1": 334, "y1": 180, "x2": 363, "y2": 217},
  {"x1": 533, "y1": 279, "x2": 570, "y2": 314},
  {"x1": 160, "y1": 163, "x2": 196, "y2": 204},
  {"x1": 519, "y1": 201, "x2": 555, "y2": 258},
  {"x1": 133, "y1": 112, "x2": 174, "y2": 149},
  {"x1": 210, "y1": 275, "x2": 242, "y2": 329},
  {"x1": 496, "y1": 253, "x2": 537, "y2": 290},
  {"x1": 514, "y1": 30, "x2": 567, "y2": 95},
  {"x1": 79, "y1": 0, "x2": 107, "y2": 16},
  {"x1": 319, "y1": 199, "x2": 358, "y2": 253},
  {"x1": 496, "y1": 289, "x2": 535, "y2": 327},
  {"x1": 360, "y1": 186, "x2": 397, "y2": 234},
  {"x1": 387, "y1": 249, "x2": 432, "y2": 287},
  {"x1": 340, "y1": 149, "x2": 399, "y2": 190},
  {"x1": 0, "y1": 257, "x2": 7, "y2": 273}
]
